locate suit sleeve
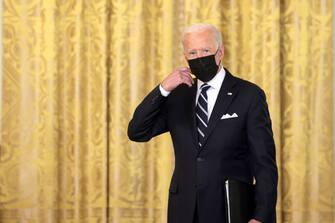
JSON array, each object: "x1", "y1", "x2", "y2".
[
  {"x1": 128, "y1": 85, "x2": 169, "y2": 142},
  {"x1": 246, "y1": 88, "x2": 278, "y2": 222}
]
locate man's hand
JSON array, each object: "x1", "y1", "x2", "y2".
[
  {"x1": 161, "y1": 67, "x2": 194, "y2": 92},
  {"x1": 249, "y1": 219, "x2": 261, "y2": 223}
]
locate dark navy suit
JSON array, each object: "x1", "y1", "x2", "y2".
[{"x1": 128, "y1": 69, "x2": 278, "y2": 223}]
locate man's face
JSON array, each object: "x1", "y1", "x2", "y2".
[{"x1": 183, "y1": 29, "x2": 224, "y2": 65}]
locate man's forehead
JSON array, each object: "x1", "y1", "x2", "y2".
[
  {"x1": 184, "y1": 28, "x2": 216, "y2": 39},
  {"x1": 183, "y1": 31, "x2": 217, "y2": 48}
]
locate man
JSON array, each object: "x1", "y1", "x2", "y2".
[{"x1": 128, "y1": 24, "x2": 278, "y2": 223}]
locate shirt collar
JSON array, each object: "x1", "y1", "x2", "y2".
[{"x1": 197, "y1": 66, "x2": 226, "y2": 91}]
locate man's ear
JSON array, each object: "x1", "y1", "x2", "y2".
[
  {"x1": 216, "y1": 45, "x2": 224, "y2": 65},
  {"x1": 219, "y1": 45, "x2": 224, "y2": 59}
]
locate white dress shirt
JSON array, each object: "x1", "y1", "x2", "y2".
[
  {"x1": 195, "y1": 67, "x2": 225, "y2": 120},
  {"x1": 159, "y1": 67, "x2": 226, "y2": 120}
]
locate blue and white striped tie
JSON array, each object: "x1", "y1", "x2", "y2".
[{"x1": 196, "y1": 83, "x2": 211, "y2": 148}]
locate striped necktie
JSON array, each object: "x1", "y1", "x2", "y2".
[{"x1": 196, "y1": 83, "x2": 211, "y2": 148}]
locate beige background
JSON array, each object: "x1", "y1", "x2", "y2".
[{"x1": 0, "y1": 0, "x2": 334, "y2": 222}]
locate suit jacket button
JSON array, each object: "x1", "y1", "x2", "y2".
[{"x1": 196, "y1": 157, "x2": 205, "y2": 162}]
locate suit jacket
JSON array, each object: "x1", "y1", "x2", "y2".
[{"x1": 128, "y1": 69, "x2": 278, "y2": 223}]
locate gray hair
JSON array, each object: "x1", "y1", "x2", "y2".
[{"x1": 182, "y1": 23, "x2": 222, "y2": 47}]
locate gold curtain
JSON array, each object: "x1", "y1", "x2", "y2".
[{"x1": 1, "y1": 0, "x2": 333, "y2": 222}]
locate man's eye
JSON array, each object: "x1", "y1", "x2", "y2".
[
  {"x1": 204, "y1": 49, "x2": 210, "y2": 53},
  {"x1": 188, "y1": 52, "x2": 196, "y2": 57}
]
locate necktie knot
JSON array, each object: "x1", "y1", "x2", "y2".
[{"x1": 200, "y1": 84, "x2": 211, "y2": 93}]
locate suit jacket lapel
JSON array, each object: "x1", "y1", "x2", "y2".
[{"x1": 198, "y1": 70, "x2": 238, "y2": 151}]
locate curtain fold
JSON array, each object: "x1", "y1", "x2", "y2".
[{"x1": 1, "y1": 0, "x2": 333, "y2": 222}]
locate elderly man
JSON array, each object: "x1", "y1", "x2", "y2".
[{"x1": 128, "y1": 24, "x2": 278, "y2": 223}]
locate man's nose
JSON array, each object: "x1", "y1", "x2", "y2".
[{"x1": 196, "y1": 51, "x2": 205, "y2": 58}]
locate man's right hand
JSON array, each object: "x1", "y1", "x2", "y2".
[{"x1": 161, "y1": 67, "x2": 194, "y2": 92}]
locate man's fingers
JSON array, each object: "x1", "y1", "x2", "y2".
[
  {"x1": 179, "y1": 71, "x2": 194, "y2": 84},
  {"x1": 182, "y1": 79, "x2": 192, "y2": 87},
  {"x1": 178, "y1": 68, "x2": 192, "y2": 77},
  {"x1": 162, "y1": 69, "x2": 193, "y2": 91},
  {"x1": 178, "y1": 73, "x2": 193, "y2": 87}
]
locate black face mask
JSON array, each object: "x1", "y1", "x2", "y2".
[{"x1": 187, "y1": 50, "x2": 220, "y2": 82}]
